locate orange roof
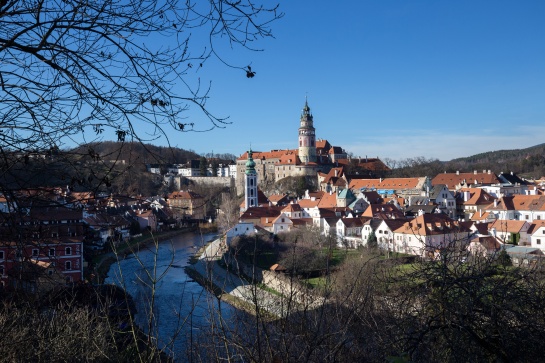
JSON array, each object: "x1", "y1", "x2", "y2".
[
  {"x1": 282, "y1": 203, "x2": 302, "y2": 212},
  {"x1": 486, "y1": 195, "x2": 545, "y2": 211},
  {"x1": 470, "y1": 211, "x2": 491, "y2": 222},
  {"x1": 349, "y1": 178, "x2": 423, "y2": 190},
  {"x1": 432, "y1": 172, "x2": 499, "y2": 188},
  {"x1": 317, "y1": 192, "x2": 338, "y2": 208},
  {"x1": 298, "y1": 199, "x2": 320, "y2": 208},
  {"x1": 394, "y1": 214, "x2": 468, "y2": 236},
  {"x1": 362, "y1": 204, "x2": 403, "y2": 218},
  {"x1": 168, "y1": 191, "x2": 203, "y2": 200},
  {"x1": 489, "y1": 219, "x2": 528, "y2": 234},
  {"x1": 268, "y1": 194, "x2": 288, "y2": 203},
  {"x1": 457, "y1": 188, "x2": 495, "y2": 206},
  {"x1": 238, "y1": 149, "x2": 296, "y2": 161}
]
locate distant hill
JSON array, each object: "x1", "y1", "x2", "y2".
[
  {"x1": 445, "y1": 143, "x2": 545, "y2": 178},
  {"x1": 449, "y1": 143, "x2": 545, "y2": 165},
  {"x1": 388, "y1": 143, "x2": 545, "y2": 179},
  {"x1": 69, "y1": 141, "x2": 202, "y2": 170}
]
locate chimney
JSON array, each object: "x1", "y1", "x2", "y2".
[
  {"x1": 334, "y1": 169, "x2": 338, "y2": 177},
  {"x1": 494, "y1": 199, "x2": 498, "y2": 208},
  {"x1": 474, "y1": 170, "x2": 477, "y2": 175},
  {"x1": 456, "y1": 171, "x2": 459, "y2": 175}
]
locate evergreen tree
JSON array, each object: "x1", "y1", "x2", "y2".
[{"x1": 199, "y1": 156, "x2": 208, "y2": 176}]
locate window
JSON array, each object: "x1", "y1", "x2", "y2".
[
  {"x1": 0, "y1": 266, "x2": 3, "y2": 276},
  {"x1": 537, "y1": 239, "x2": 541, "y2": 245},
  {"x1": 32, "y1": 249, "x2": 39, "y2": 257},
  {"x1": 65, "y1": 247, "x2": 72, "y2": 255},
  {"x1": 0, "y1": 251, "x2": 4, "y2": 260},
  {"x1": 65, "y1": 261, "x2": 71, "y2": 270},
  {"x1": 49, "y1": 248, "x2": 55, "y2": 257}
]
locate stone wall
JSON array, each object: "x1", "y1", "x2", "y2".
[
  {"x1": 226, "y1": 256, "x2": 322, "y2": 306},
  {"x1": 184, "y1": 176, "x2": 234, "y2": 189}
]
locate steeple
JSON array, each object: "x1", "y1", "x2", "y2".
[
  {"x1": 298, "y1": 98, "x2": 317, "y2": 163},
  {"x1": 245, "y1": 148, "x2": 256, "y2": 175},
  {"x1": 244, "y1": 148, "x2": 258, "y2": 211}
]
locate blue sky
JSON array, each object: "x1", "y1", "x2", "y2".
[{"x1": 94, "y1": 1, "x2": 545, "y2": 161}]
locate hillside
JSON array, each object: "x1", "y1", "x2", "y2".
[
  {"x1": 445, "y1": 143, "x2": 545, "y2": 178},
  {"x1": 69, "y1": 141, "x2": 202, "y2": 170},
  {"x1": 387, "y1": 143, "x2": 545, "y2": 179}
]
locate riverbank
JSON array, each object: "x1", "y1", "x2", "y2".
[
  {"x1": 92, "y1": 227, "x2": 203, "y2": 283},
  {"x1": 185, "y1": 237, "x2": 286, "y2": 319}
]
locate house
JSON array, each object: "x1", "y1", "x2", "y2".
[
  {"x1": 270, "y1": 213, "x2": 293, "y2": 234},
  {"x1": 455, "y1": 188, "x2": 496, "y2": 221},
  {"x1": 225, "y1": 222, "x2": 255, "y2": 245},
  {"x1": 374, "y1": 219, "x2": 408, "y2": 252},
  {"x1": 281, "y1": 203, "x2": 303, "y2": 219},
  {"x1": 468, "y1": 235, "x2": 501, "y2": 257},
  {"x1": 527, "y1": 220, "x2": 545, "y2": 251},
  {"x1": 392, "y1": 214, "x2": 471, "y2": 257},
  {"x1": 167, "y1": 190, "x2": 206, "y2": 220},
  {"x1": 239, "y1": 206, "x2": 283, "y2": 226},
  {"x1": 485, "y1": 195, "x2": 545, "y2": 223},
  {"x1": 0, "y1": 206, "x2": 85, "y2": 290},
  {"x1": 318, "y1": 167, "x2": 347, "y2": 193},
  {"x1": 135, "y1": 209, "x2": 158, "y2": 231},
  {"x1": 488, "y1": 219, "x2": 530, "y2": 245},
  {"x1": 349, "y1": 177, "x2": 430, "y2": 198},
  {"x1": 335, "y1": 217, "x2": 368, "y2": 247},
  {"x1": 428, "y1": 184, "x2": 456, "y2": 218}
]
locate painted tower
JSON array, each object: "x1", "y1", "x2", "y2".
[
  {"x1": 298, "y1": 99, "x2": 317, "y2": 163},
  {"x1": 244, "y1": 148, "x2": 258, "y2": 210}
]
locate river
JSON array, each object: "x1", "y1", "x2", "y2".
[{"x1": 105, "y1": 231, "x2": 236, "y2": 361}]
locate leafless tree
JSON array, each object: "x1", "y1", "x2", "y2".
[
  {"x1": 1, "y1": 0, "x2": 282, "y2": 150},
  {"x1": 0, "y1": 0, "x2": 283, "y2": 360}
]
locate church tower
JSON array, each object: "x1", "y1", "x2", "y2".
[
  {"x1": 298, "y1": 99, "x2": 317, "y2": 163},
  {"x1": 244, "y1": 148, "x2": 258, "y2": 210}
]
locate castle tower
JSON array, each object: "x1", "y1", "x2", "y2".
[
  {"x1": 244, "y1": 148, "x2": 258, "y2": 210},
  {"x1": 298, "y1": 99, "x2": 317, "y2": 163}
]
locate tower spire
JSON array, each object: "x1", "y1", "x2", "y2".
[{"x1": 244, "y1": 146, "x2": 258, "y2": 211}]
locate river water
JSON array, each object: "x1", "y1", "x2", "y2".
[{"x1": 105, "y1": 232, "x2": 236, "y2": 361}]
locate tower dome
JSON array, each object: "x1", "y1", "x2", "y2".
[{"x1": 245, "y1": 149, "x2": 256, "y2": 174}]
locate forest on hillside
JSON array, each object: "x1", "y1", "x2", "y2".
[{"x1": 385, "y1": 143, "x2": 545, "y2": 179}]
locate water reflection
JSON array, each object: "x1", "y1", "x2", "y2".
[{"x1": 105, "y1": 232, "x2": 234, "y2": 361}]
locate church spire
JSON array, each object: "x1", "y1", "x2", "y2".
[{"x1": 244, "y1": 147, "x2": 258, "y2": 211}]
